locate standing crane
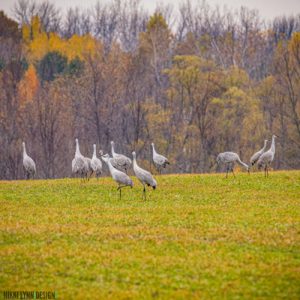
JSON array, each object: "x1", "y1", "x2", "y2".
[
  {"x1": 132, "y1": 151, "x2": 156, "y2": 200},
  {"x1": 217, "y1": 152, "x2": 249, "y2": 178},
  {"x1": 101, "y1": 153, "x2": 133, "y2": 199},
  {"x1": 22, "y1": 142, "x2": 36, "y2": 179},
  {"x1": 250, "y1": 139, "x2": 268, "y2": 168},
  {"x1": 90, "y1": 144, "x2": 102, "y2": 178},
  {"x1": 151, "y1": 143, "x2": 170, "y2": 174},
  {"x1": 110, "y1": 141, "x2": 132, "y2": 173},
  {"x1": 72, "y1": 138, "x2": 89, "y2": 180},
  {"x1": 257, "y1": 135, "x2": 277, "y2": 177}
]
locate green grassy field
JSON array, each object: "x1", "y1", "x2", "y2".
[{"x1": 1, "y1": 171, "x2": 300, "y2": 299}]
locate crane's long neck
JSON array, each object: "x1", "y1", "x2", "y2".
[
  {"x1": 23, "y1": 144, "x2": 27, "y2": 157},
  {"x1": 107, "y1": 159, "x2": 115, "y2": 174},
  {"x1": 271, "y1": 137, "x2": 276, "y2": 153},
  {"x1": 132, "y1": 156, "x2": 137, "y2": 168},
  {"x1": 92, "y1": 145, "x2": 96, "y2": 158},
  {"x1": 152, "y1": 144, "x2": 157, "y2": 155},
  {"x1": 75, "y1": 141, "x2": 81, "y2": 156},
  {"x1": 111, "y1": 143, "x2": 115, "y2": 156},
  {"x1": 262, "y1": 141, "x2": 268, "y2": 151},
  {"x1": 237, "y1": 157, "x2": 248, "y2": 170}
]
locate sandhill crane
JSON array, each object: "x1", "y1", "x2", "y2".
[
  {"x1": 250, "y1": 140, "x2": 268, "y2": 167},
  {"x1": 22, "y1": 142, "x2": 36, "y2": 179},
  {"x1": 101, "y1": 153, "x2": 133, "y2": 199},
  {"x1": 132, "y1": 151, "x2": 157, "y2": 200},
  {"x1": 151, "y1": 143, "x2": 170, "y2": 174},
  {"x1": 72, "y1": 138, "x2": 89, "y2": 180},
  {"x1": 217, "y1": 152, "x2": 249, "y2": 178},
  {"x1": 90, "y1": 144, "x2": 102, "y2": 178},
  {"x1": 257, "y1": 135, "x2": 277, "y2": 177},
  {"x1": 110, "y1": 141, "x2": 132, "y2": 173}
]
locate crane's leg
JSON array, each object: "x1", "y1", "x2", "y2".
[
  {"x1": 266, "y1": 166, "x2": 269, "y2": 177},
  {"x1": 117, "y1": 186, "x2": 122, "y2": 200},
  {"x1": 264, "y1": 166, "x2": 267, "y2": 177},
  {"x1": 143, "y1": 185, "x2": 146, "y2": 200},
  {"x1": 117, "y1": 185, "x2": 124, "y2": 200},
  {"x1": 232, "y1": 168, "x2": 236, "y2": 178},
  {"x1": 226, "y1": 166, "x2": 229, "y2": 178}
]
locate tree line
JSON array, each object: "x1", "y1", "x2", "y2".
[{"x1": 0, "y1": 0, "x2": 300, "y2": 179}]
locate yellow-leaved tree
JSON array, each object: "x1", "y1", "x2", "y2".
[
  {"x1": 18, "y1": 64, "x2": 39, "y2": 107},
  {"x1": 165, "y1": 55, "x2": 225, "y2": 172},
  {"x1": 22, "y1": 16, "x2": 96, "y2": 64}
]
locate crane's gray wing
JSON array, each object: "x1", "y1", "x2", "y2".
[
  {"x1": 113, "y1": 170, "x2": 133, "y2": 186},
  {"x1": 91, "y1": 158, "x2": 102, "y2": 173},
  {"x1": 115, "y1": 154, "x2": 132, "y2": 166},
  {"x1": 257, "y1": 151, "x2": 273, "y2": 165},
  {"x1": 73, "y1": 156, "x2": 86, "y2": 173},
  {"x1": 217, "y1": 152, "x2": 242, "y2": 165},
  {"x1": 137, "y1": 167, "x2": 156, "y2": 187},
  {"x1": 111, "y1": 155, "x2": 131, "y2": 171},
  {"x1": 251, "y1": 144, "x2": 268, "y2": 165},
  {"x1": 23, "y1": 156, "x2": 36, "y2": 173},
  {"x1": 110, "y1": 157, "x2": 120, "y2": 169},
  {"x1": 154, "y1": 154, "x2": 168, "y2": 166},
  {"x1": 250, "y1": 151, "x2": 262, "y2": 165}
]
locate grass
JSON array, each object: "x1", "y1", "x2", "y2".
[{"x1": 0, "y1": 171, "x2": 300, "y2": 299}]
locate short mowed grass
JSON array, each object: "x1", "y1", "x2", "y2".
[{"x1": 1, "y1": 171, "x2": 300, "y2": 299}]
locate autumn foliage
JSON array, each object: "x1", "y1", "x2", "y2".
[{"x1": 0, "y1": 1, "x2": 300, "y2": 179}]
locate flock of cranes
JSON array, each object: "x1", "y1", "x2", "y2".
[
  {"x1": 216, "y1": 135, "x2": 277, "y2": 178},
  {"x1": 22, "y1": 135, "x2": 277, "y2": 198},
  {"x1": 71, "y1": 140, "x2": 160, "y2": 199}
]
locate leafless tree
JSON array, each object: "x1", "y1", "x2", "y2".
[
  {"x1": 93, "y1": 0, "x2": 121, "y2": 53},
  {"x1": 118, "y1": 0, "x2": 148, "y2": 52},
  {"x1": 13, "y1": 0, "x2": 61, "y2": 32}
]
